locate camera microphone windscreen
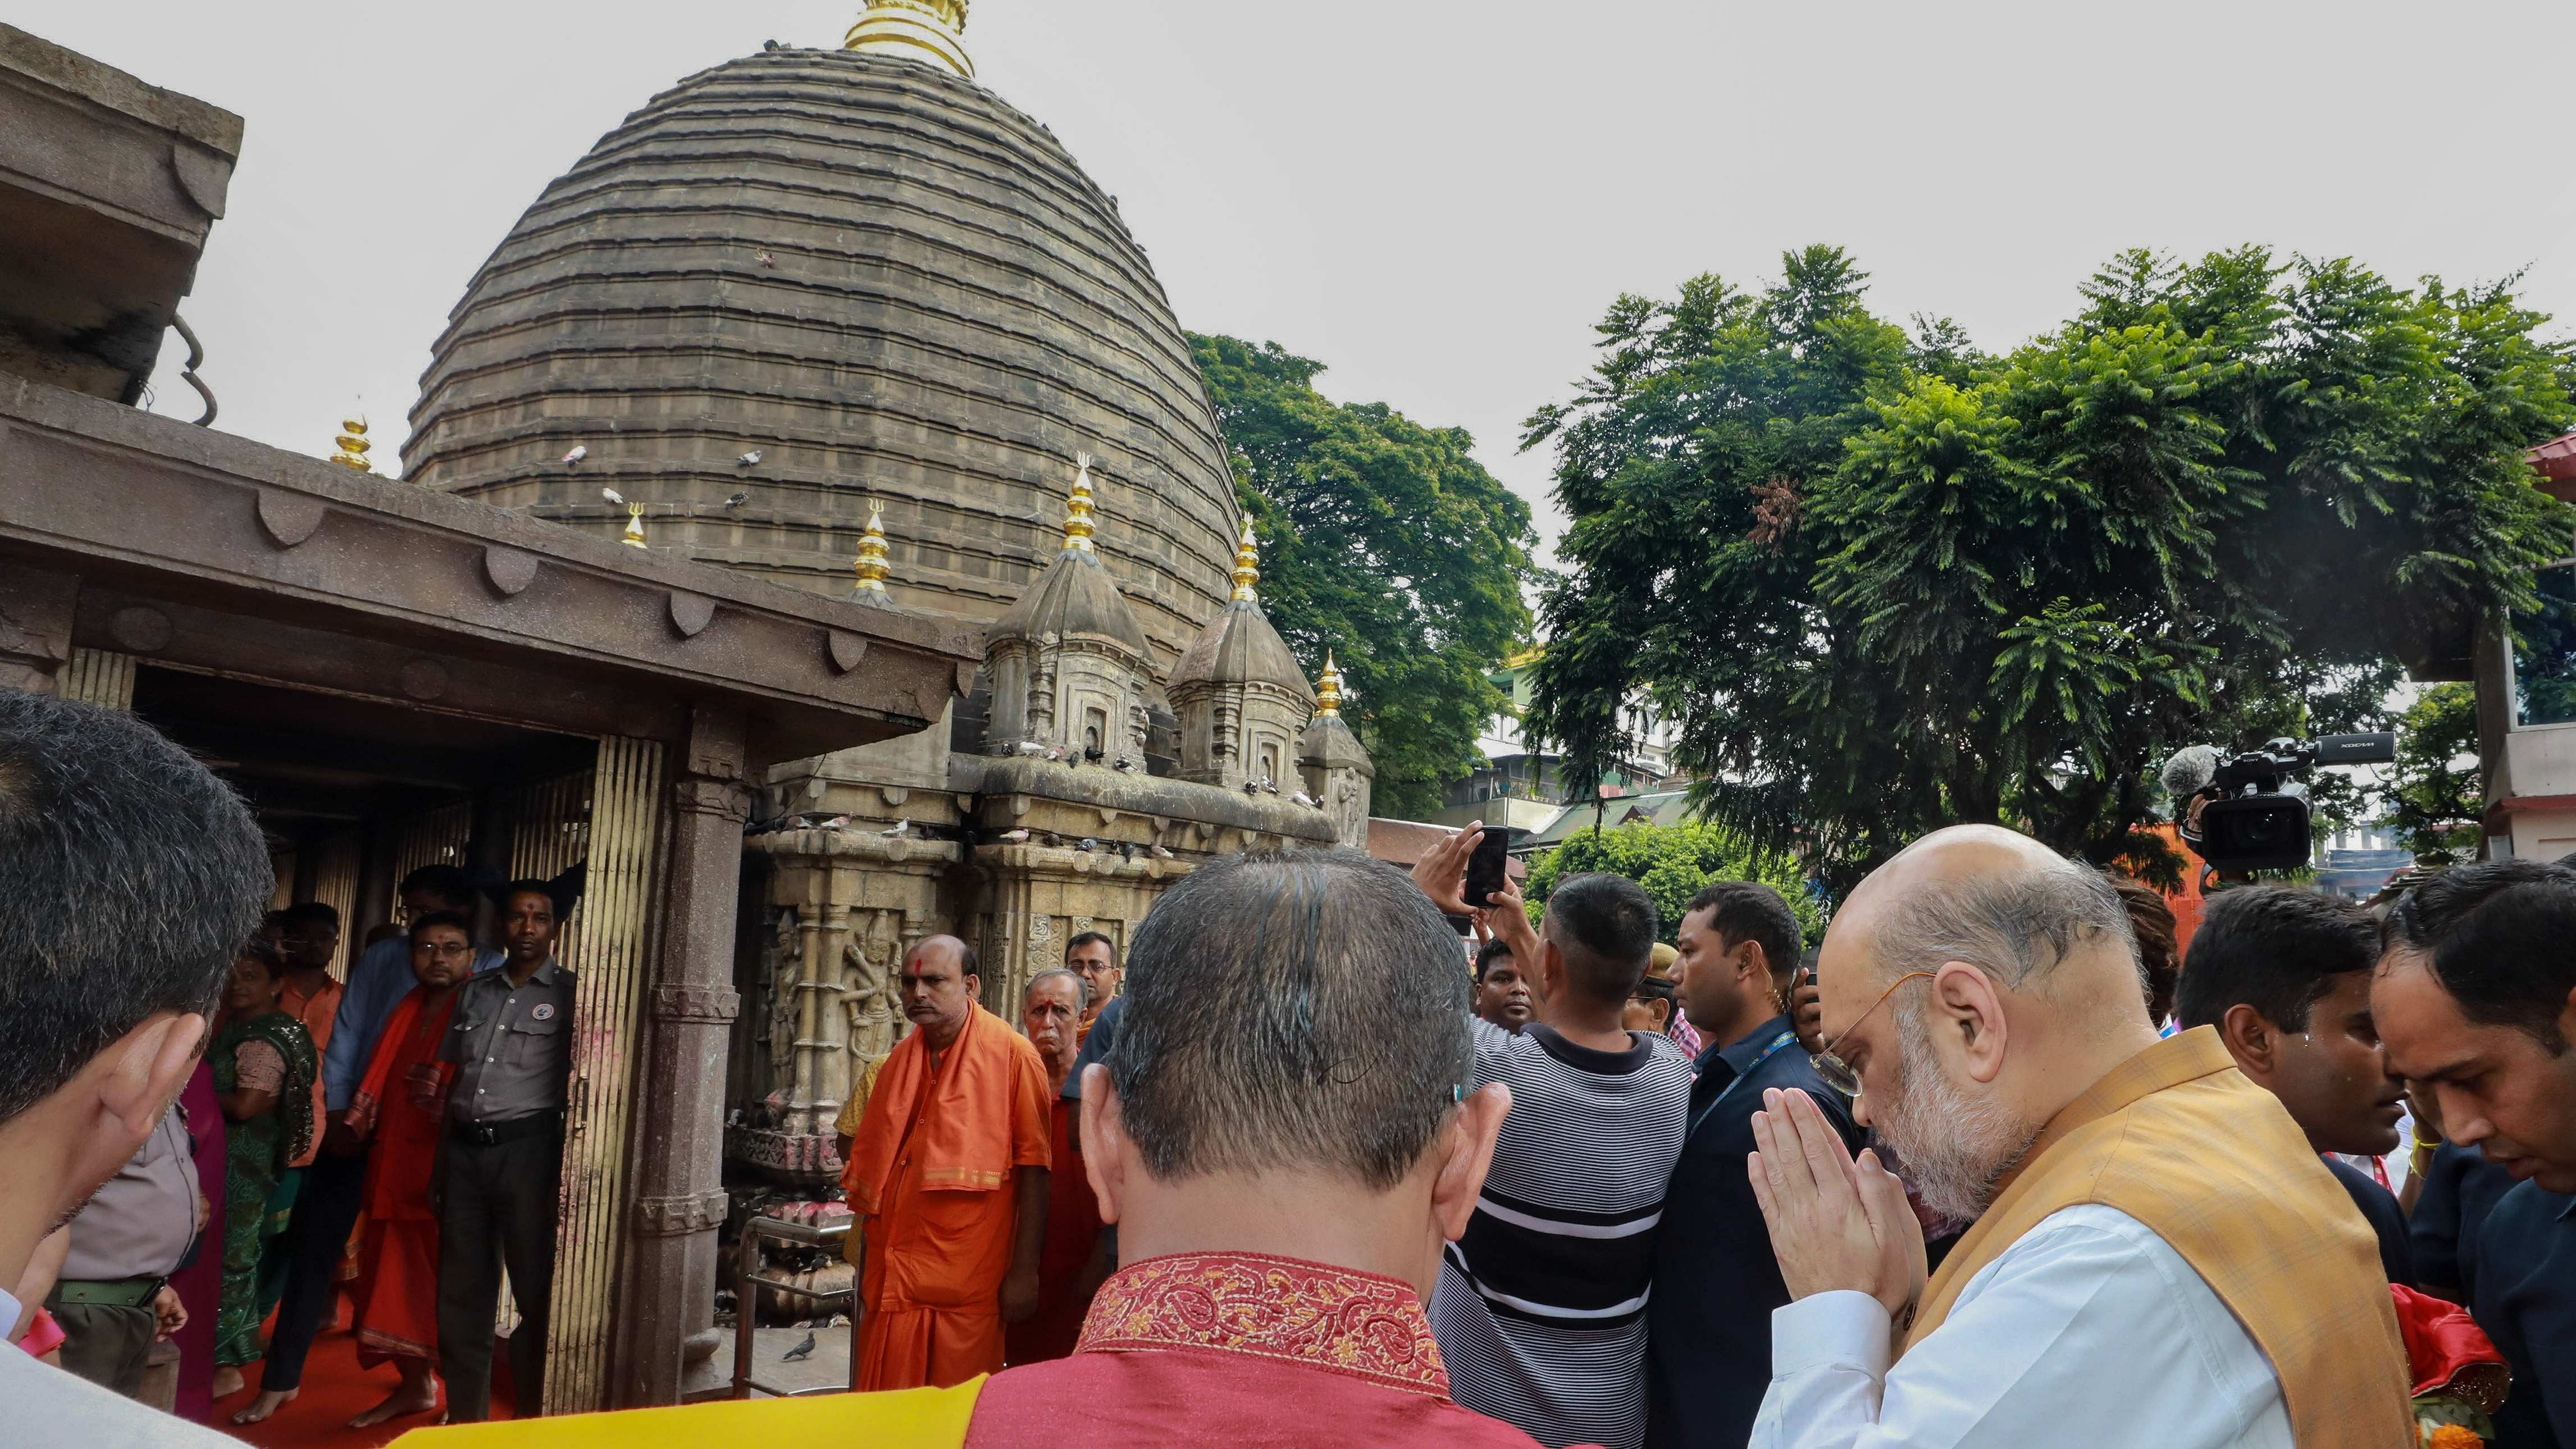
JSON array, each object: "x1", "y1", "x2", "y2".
[{"x1": 2161, "y1": 745, "x2": 2221, "y2": 801}]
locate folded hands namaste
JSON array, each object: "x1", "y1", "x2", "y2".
[{"x1": 1748, "y1": 1087, "x2": 1926, "y2": 1324}]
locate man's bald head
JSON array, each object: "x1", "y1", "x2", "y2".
[
  {"x1": 1831, "y1": 825, "x2": 2141, "y2": 1003},
  {"x1": 900, "y1": 933, "x2": 981, "y2": 1047},
  {"x1": 1818, "y1": 824, "x2": 2152, "y2": 1220}
]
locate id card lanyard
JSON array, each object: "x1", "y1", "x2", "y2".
[{"x1": 1688, "y1": 1029, "x2": 1797, "y2": 1142}]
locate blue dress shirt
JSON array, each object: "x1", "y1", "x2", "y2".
[
  {"x1": 2475, "y1": 1182, "x2": 2575, "y2": 1449},
  {"x1": 1646, "y1": 1014, "x2": 1862, "y2": 1449}
]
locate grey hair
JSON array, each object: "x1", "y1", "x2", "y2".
[
  {"x1": 1875, "y1": 860, "x2": 2140, "y2": 995},
  {"x1": 1025, "y1": 966, "x2": 1092, "y2": 1012},
  {"x1": 0, "y1": 692, "x2": 271, "y2": 1124},
  {"x1": 1105, "y1": 849, "x2": 1474, "y2": 1192}
]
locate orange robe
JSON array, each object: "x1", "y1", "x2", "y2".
[
  {"x1": 1004, "y1": 1097, "x2": 1103, "y2": 1366},
  {"x1": 842, "y1": 1003, "x2": 1051, "y2": 1391},
  {"x1": 346, "y1": 984, "x2": 458, "y2": 1367}
]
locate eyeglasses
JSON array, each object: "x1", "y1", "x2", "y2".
[
  {"x1": 418, "y1": 941, "x2": 476, "y2": 959},
  {"x1": 1809, "y1": 970, "x2": 1934, "y2": 1097}
]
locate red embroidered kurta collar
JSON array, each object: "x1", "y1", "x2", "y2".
[{"x1": 1075, "y1": 1250, "x2": 1450, "y2": 1398}]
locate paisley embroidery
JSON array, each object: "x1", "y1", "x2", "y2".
[{"x1": 1075, "y1": 1250, "x2": 1449, "y2": 1397}]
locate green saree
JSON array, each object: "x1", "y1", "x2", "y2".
[{"x1": 211, "y1": 1010, "x2": 317, "y2": 1367}]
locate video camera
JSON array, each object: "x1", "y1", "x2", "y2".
[{"x1": 2163, "y1": 733, "x2": 2397, "y2": 874}]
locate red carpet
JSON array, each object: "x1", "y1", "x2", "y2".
[{"x1": 212, "y1": 1329, "x2": 516, "y2": 1449}]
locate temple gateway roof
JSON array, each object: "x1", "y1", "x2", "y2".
[{"x1": 401, "y1": 43, "x2": 1241, "y2": 669}]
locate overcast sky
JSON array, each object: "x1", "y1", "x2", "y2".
[{"x1": 21, "y1": 0, "x2": 2576, "y2": 561}]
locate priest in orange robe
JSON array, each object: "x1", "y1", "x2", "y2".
[
  {"x1": 342, "y1": 911, "x2": 478, "y2": 1429},
  {"x1": 841, "y1": 935, "x2": 1051, "y2": 1391}
]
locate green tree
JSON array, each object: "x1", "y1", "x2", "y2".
[
  {"x1": 2384, "y1": 683, "x2": 2482, "y2": 865},
  {"x1": 1525, "y1": 247, "x2": 2574, "y2": 888},
  {"x1": 1524, "y1": 821, "x2": 1826, "y2": 947},
  {"x1": 1193, "y1": 334, "x2": 1538, "y2": 818}
]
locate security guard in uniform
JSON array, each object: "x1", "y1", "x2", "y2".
[
  {"x1": 435, "y1": 880, "x2": 577, "y2": 1422},
  {"x1": 50, "y1": 1102, "x2": 199, "y2": 1398}
]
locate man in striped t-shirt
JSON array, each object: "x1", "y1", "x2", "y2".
[{"x1": 1417, "y1": 835, "x2": 1694, "y2": 1449}]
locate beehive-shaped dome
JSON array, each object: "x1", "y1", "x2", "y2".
[{"x1": 400, "y1": 45, "x2": 1240, "y2": 665}]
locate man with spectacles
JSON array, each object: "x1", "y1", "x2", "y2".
[
  {"x1": 1645, "y1": 881, "x2": 1857, "y2": 1449},
  {"x1": 1744, "y1": 824, "x2": 2411, "y2": 1449}
]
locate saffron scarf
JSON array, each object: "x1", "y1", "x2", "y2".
[
  {"x1": 349, "y1": 985, "x2": 460, "y2": 1218},
  {"x1": 843, "y1": 1003, "x2": 1023, "y2": 1213}
]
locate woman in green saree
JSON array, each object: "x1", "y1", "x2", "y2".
[{"x1": 207, "y1": 936, "x2": 318, "y2": 1397}]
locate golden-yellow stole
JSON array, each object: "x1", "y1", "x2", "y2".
[{"x1": 1904, "y1": 1028, "x2": 2411, "y2": 1449}]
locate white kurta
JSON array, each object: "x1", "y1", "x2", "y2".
[{"x1": 1752, "y1": 1204, "x2": 2294, "y2": 1449}]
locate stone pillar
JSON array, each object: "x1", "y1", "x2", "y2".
[
  {"x1": 621, "y1": 704, "x2": 749, "y2": 1407},
  {"x1": 0, "y1": 567, "x2": 79, "y2": 696}
]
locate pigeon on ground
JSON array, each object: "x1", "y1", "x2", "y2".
[
  {"x1": 738, "y1": 450, "x2": 763, "y2": 467},
  {"x1": 997, "y1": 828, "x2": 1031, "y2": 844},
  {"x1": 1014, "y1": 741, "x2": 1048, "y2": 757},
  {"x1": 817, "y1": 815, "x2": 850, "y2": 831},
  {"x1": 782, "y1": 1331, "x2": 816, "y2": 1363},
  {"x1": 1291, "y1": 790, "x2": 1319, "y2": 808},
  {"x1": 600, "y1": 486, "x2": 625, "y2": 505},
  {"x1": 1150, "y1": 843, "x2": 1174, "y2": 859},
  {"x1": 564, "y1": 445, "x2": 588, "y2": 466},
  {"x1": 755, "y1": 249, "x2": 776, "y2": 267},
  {"x1": 881, "y1": 819, "x2": 912, "y2": 837},
  {"x1": 1113, "y1": 757, "x2": 1137, "y2": 773},
  {"x1": 1076, "y1": 837, "x2": 1099, "y2": 853},
  {"x1": 725, "y1": 492, "x2": 749, "y2": 508}
]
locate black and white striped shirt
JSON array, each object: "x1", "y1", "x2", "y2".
[{"x1": 1430, "y1": 1018, "x2": 1692, "y2": 1449}]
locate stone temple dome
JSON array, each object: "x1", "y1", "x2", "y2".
[{"x1": 399, "y1": 40, "x2": 1241, "y2": 666}]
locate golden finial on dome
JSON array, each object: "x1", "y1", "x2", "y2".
[
  {"x1": 1063, "y1": 454, "x2": 1099, "y2": 554},
  {"x1": 854, "y1": 498, "x2": 892, "y2": 595},
  {"x1": 327, "y1": 416, "x2": 372, "y2": 472},
  {"x1": 845, "y1": 0, "x2": 973, "y2": 79},
  {"x1": 1230, "y1": 517, "x2": 1261, "y2": 602},
  {"x1": 1315, "y1": 649, "x2": 1344, "y2": 718},
  {"x1": 601, "y1": 486, "x2": 649, "y2": 549}
]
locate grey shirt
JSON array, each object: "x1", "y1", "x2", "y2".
[
  {"x1": 439, "y1": 959, "x2": 577, "y2": 1125},
  {"x1": 61, "y1": 1104, "x2": 199, "y2": 1282}
]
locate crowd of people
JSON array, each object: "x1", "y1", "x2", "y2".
[
  {"x1": 3, "y1": 688, "x2": 2574, "y2": 1448},
  {"x1": 0, "y1": 691, "x2": 588, "y2": 1436}
]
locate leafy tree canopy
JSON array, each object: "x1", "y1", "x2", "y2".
[
  {"x1": 2384, "y1": 683, "x2": 2482, "y2": 865},
  {"x1": 1193, "y1": 333, "x2": 1538, "y2": 818},
  {"x1": 1525, "y1": 821, "x2": 1826, "y2": 947},
  {"x1": 1524, "y1": 245, "x2": 2575, "y2": 888}
]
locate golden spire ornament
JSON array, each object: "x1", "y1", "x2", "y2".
[
  {"x1": 1062, "y1": 454, "x2": 1099, "y2": 554},
  {"x1": 1230, "y1": 517, "x2": 1261, "y2": 602},
  {"x1": 853, "y1": 498, "x2": 892, "y2": 595},
  {"x1": 327, "y1": 416, "x2": 372, "y2": 472},
  {"x1": 601, "y1": 486, "x2": 649, "y2": 549},
  {"x1": 845, "y1": 0, "x2": 973, "y2": 79},
  {"x1": 1315, "y1": 650, "x2": 1344, "y2": 718}
]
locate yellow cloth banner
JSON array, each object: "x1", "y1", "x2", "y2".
[{"x1": 389, "y1": 1378, "x2": 986, "y2": 1449}]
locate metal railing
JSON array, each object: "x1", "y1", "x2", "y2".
[{"x1": 732, "y1": 1215, "x2": 855, "y2": 1400}]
